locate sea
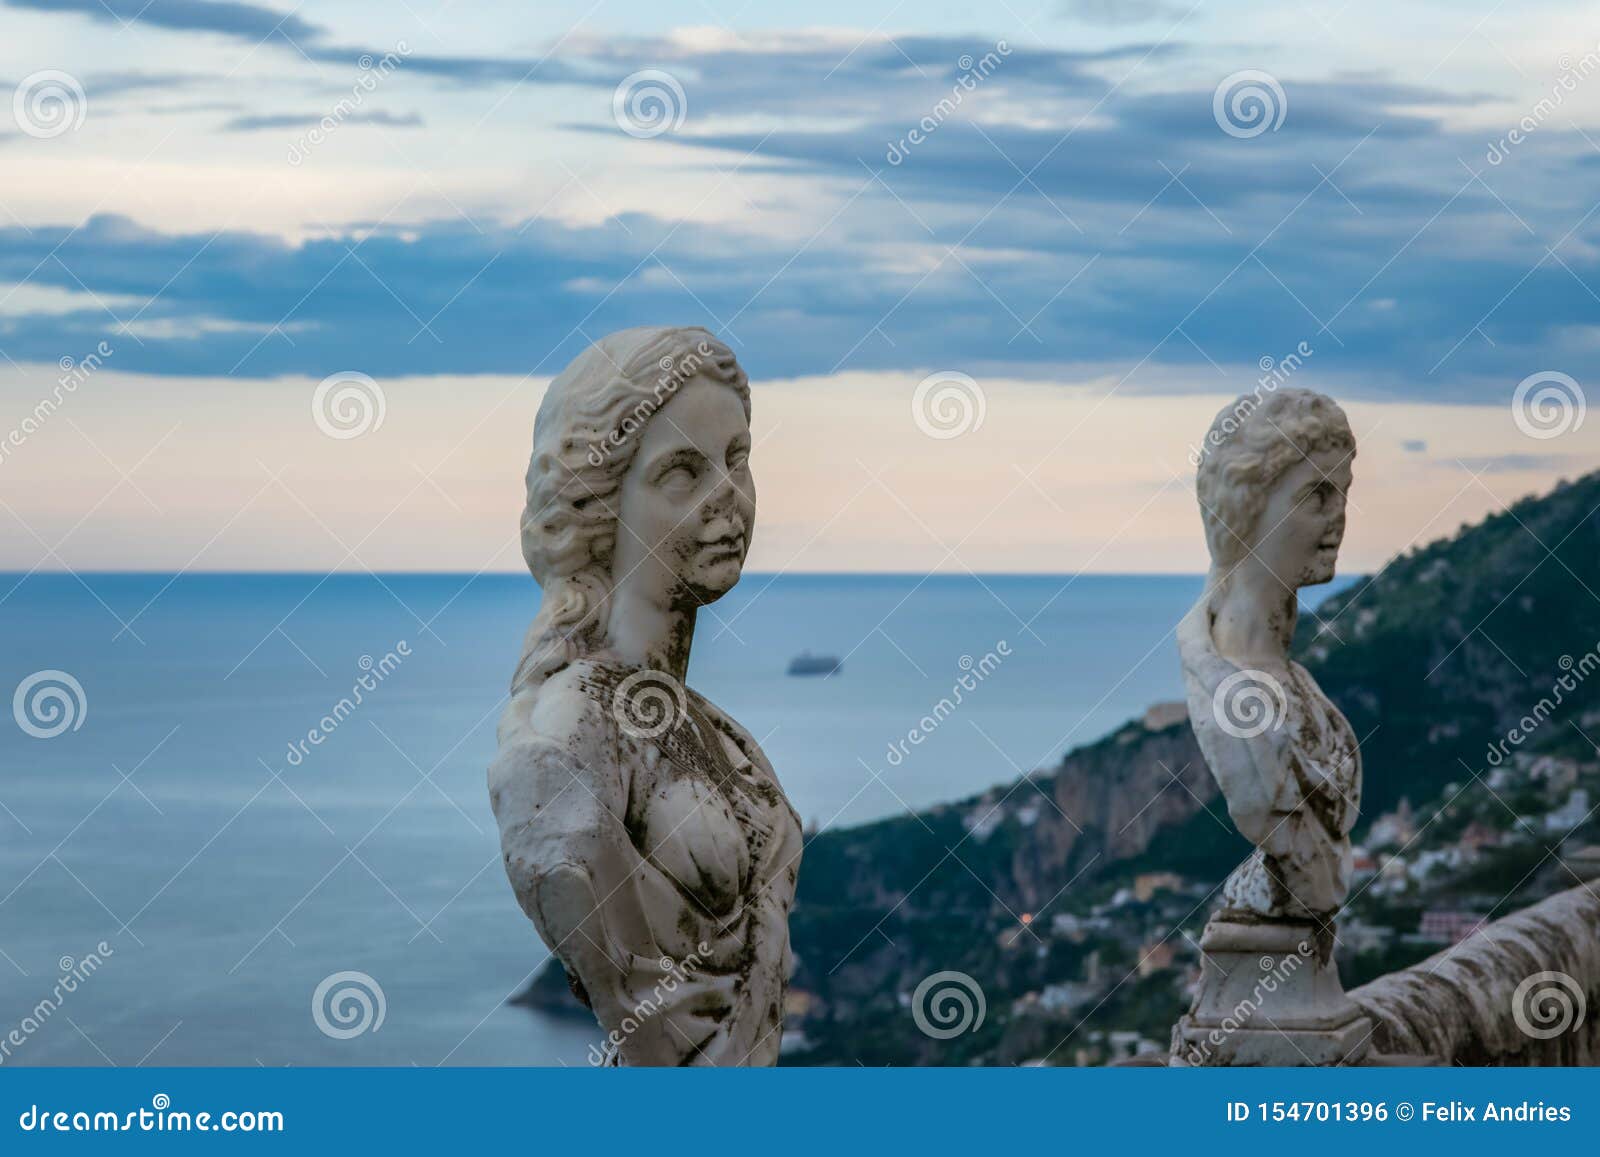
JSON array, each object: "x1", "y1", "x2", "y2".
[{"x1": 0, "y1": 572, "x2": 1349, "y2": 1067}]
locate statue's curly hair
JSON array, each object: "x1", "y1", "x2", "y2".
[
  {"x1": 1195, "y1": 387, "x2": 1354, "y2": 571},
  {"x1": 510, "y1": 326, "x2": 749, "y2": 696}
]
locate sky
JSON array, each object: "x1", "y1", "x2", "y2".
[{"x1": 1, "y1": 0, "x2": 1596, "y2": 573}]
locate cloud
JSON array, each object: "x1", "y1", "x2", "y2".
[
  {"x1": 3, "y1": 0, "x2": 586, "y2": 86},
  {"x1": 1441, "y1": 453, "x2": 1587, "y2": 474},
  {"x1": 6, "y1": 0, "x2": 324, "y2": 45},
  {"x1": 222, "y1": 110, "x2": 423, "y2": 132},
  {"x1": 1, "y1": 28, "x2": 1595, "y2": 401},
  {"x1": 1058, "y1": 0, "x2": 1191, "y2": 25}
]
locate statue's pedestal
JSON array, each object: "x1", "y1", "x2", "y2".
[{"x1": 1172, "y1": 916, "x2": 1371, "y2": 1066}]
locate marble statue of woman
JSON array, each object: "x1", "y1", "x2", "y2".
[
  {"x1": 1173, "y1": 387, "x2": 1371, "y2": 1065},
  {"x1": 488, "y1": 327, "x2": 802, "y2": 1066},
  {"x1": 1178, "y1": 386, "x2": 1359, "y2": 921}
]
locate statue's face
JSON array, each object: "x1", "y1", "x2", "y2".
[
  {"x1": 1250, "y1": 446, "x2": 1351, "y2": 588},
  {"x1": 612, "y1": 377, "x2": 754, "y2": 609}
]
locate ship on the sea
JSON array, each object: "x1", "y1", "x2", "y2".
[{"x1": 787, "y1": 652, "x2": 842, "y2": 677}]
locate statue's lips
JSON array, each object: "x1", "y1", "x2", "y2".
[{"x1": 698, "y1": 535, "x2": 745, "y2": 560}]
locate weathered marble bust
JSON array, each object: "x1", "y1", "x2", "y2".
[
  {"x1": 489, "y1": 327, "x2": 802, "y2": 1066},
  {"x1": 1173, "y1": 387, "x2": 1371, "y2": 1065},
  {"x1": 1179, "y1": 387, "x2": 1360, "y2": 921}
]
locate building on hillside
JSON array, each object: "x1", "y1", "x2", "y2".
[
  {"x1": 1458, "y1": 821, "x2": 1501, "y2": 853},
  {"x1": 1142, "y1": 701, "x2": 1188, "y2": 731},
  {"x1": 1036, "y1": 981, "x2": 1101, "y2": 1013},
  {"x1": 1531, "y1": 756, "x2": 1579, "y2": 792},
  {"x1": 1418, "y1": 909, "x2": 1487, "y2": 944},
  {"x1": 1133, "y1": 872, "x2": 1184, "y2": 902},
  {"x1": 1340, "y1": 920, "x2": 1394, "y2": 955},
  {"x1": 1368, "y1": 798, "x2": 1416, "y2": 849},
  {"x1": 1413, "y1": 847, "x2": 1459, "y2": 879},
  {"x1": 1351, "y1": 846, "x2": 1378, "y2": 879},
  {"x1": 1562, "y1": 843, "x2": 1600, "y2": 881},
  {"x1": 1546, "y1": 788, "x2": 1592, "y2": 833},
  {"x1": 1051, "y1": 912, "x2": 1086, "y2": 941},
  {"x1": 1136, "y1": 940, "x2": 1176, "y2": 977},
  {"x1": 1488, "y1": 766, "x2": 1519, "y2": 791},
  {"x1": 1373, "y1": 854, "x2": 1411, "y2": 895}
]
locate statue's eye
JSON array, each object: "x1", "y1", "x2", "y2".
[
  {"x1": 658, "y1": 462, "x2": 697, "y2": 489},
  {"x1": 727, "y1": 445, "x2": 750, "y2": 471}
]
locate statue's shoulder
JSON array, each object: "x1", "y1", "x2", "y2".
[
  {"x1": 1177, "y1": 597, "x2": 1231, "y2": 691},
  {"x1": 501, "y1": 660, "x2": 625, "y2": 758}
]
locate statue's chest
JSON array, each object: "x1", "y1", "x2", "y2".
[
  {"x1": 1283, "y1": 666, "x2": 1361, "y2": 806},
  {"x1": 625, "y1": 705, "x2": 784, "y2": 916}
]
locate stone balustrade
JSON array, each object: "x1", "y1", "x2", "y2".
[{"x1": 1350, "y1": 882, "x2": 1600, "y2": 1065}]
